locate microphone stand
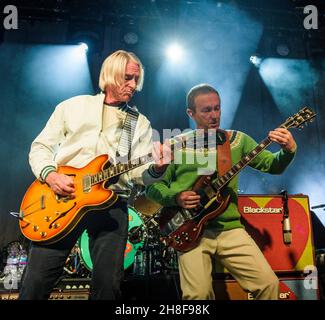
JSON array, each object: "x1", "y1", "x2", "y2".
[
  {"x1": 311, "y1": 204, "x2": 325, "y2": 210},
  {"x1": 280, "y1": 190, "x2": 292, "y2": 245}
]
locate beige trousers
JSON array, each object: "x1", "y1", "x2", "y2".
[{"x1": 178, "y1": 228, "x2": 279, "y2": 300}]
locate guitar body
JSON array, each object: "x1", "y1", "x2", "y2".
[
  {"x1": 19, "y1": 154, "x2": 118, "y2": 244},
  {"x1": 159, "y1": 191, "x2": 230, "y2": 252}
]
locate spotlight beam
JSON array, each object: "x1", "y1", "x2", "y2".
[{"x1": 166, "y1": 43, "x2": 184, "y2": 63}]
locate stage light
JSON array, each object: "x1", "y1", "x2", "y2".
[
  {"x1": 276, "y1": 43, "x2": 290, "y2": 57},
  {"x1": 79, "y1": 42, "x2": 88, "y2": 52},
  {"x1": 73, "y1": 42, "x2": 88, "y2": 59},
  {"x1": 250, "y1": 55, "x2": 262, "y2": 67},
  {"x1": 124, "y1": 32, "x2": 139, "y2": 45},
  {"x1": 166, "y1": 43, "x2": 184, "y2": 63},
  {"x1": 67, "y1": 23, "x2": 104, "y2": 54}
]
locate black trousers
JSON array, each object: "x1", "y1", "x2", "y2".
[{"x1": 19, "y1": 199, "x2": 128, "y2": 300}]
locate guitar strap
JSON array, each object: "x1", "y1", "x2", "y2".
[
  {"x1": 192, "y1": 130, "x2": 232, "y2": 194},
  {"x1": 217, "y1": 130, "x2": 232, "y2": 176},
  {"x1": 116, "y1": 106, "x2": 139, "y2": 161}
]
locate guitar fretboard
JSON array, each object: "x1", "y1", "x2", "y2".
[
  {"x1": 90, "y1": 153, "x2": 154, "y2": 185},
  {"x1": 214, "y1": 137, "x2": 272, "y2": 189},
  {"x1": 88, "y1": 131, "x2": 217, "y2": 186}
]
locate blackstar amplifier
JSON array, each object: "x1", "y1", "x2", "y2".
[
  {"x1": 216, "y1": 194, "x2": 315, "y2": 274},
  {"x1": 236, "y1": 194, "x2": 315, "y2": 273}
]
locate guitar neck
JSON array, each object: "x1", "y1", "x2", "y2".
[
  {"x1": 89, "y1": 130, "x2": 215, "y2": 186},
  {"x1": 214, "y1": 137, "x2": 272, "y2": 190},
  {"x1": 212, "y1": 106, "x2": 317, "y2": 189},
  {"x1": 90, "y1": 104, "x2": 316, "y2": 188},
  {"x1": 90, "y1": 153, "x2": 155, "y2": 185}
]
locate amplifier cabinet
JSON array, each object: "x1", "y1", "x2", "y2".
[
  {"x1": 213, "y1": 277, "x2": 319, "y2": 300},
  {"x1": 0, "y1": 290, "x2": 89, "y2": 300},
  {"x1": 0, "y1": 278, "x2": 91, "y2": 300},
  {"x1": 237, "y1": 194, "x2": 315, "y2": 273}
]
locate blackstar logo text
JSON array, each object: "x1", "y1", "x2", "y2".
[{"x1": 243, "y1": 206, "x2": 283, "y2": 214}]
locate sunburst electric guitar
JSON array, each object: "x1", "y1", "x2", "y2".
[
  {"x1": 18, "y1": 133, "x2": 206, "y2": 244},
  {"x1": 158, "y1": 107, "x2": 316, "y2": 252}
]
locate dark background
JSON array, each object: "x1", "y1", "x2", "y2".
[{"x1": 0, "y1": 0, "x2": 325, "y2": 250}]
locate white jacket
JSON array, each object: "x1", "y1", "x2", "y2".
[{"x1": 29, "y1": 93, "x2": 161, "y2": 191}]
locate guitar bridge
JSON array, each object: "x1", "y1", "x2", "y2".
[{"x1": 165, "y1": 209, "x2": 193, "y2": 234}]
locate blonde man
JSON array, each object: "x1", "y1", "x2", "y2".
[{"x1": 19, "y1": 50, "x2": 169, "y2": 300}]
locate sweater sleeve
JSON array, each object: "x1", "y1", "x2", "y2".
[
  {"x1": 145, "y1": 163, "x2": 178, "y2": 207},
  {"x1": 241, "y1": 132, "x2": 296, "y2": 174}
]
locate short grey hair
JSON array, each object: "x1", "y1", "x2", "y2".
[{"x1": 187, "y1": 84, "x2": 220, "y2": 113}]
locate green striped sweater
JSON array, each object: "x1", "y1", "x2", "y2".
[{"x1": 146, "y1": 130, "x2": 296, "y2": 231}]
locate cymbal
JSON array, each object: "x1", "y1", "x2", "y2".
[{"x1": 133, "y1": 194, "x2": 162, "y2": 217}]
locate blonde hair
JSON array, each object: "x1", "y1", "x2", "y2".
[{"x1": 99, "y1": 50, "x2": 144, "y2": 92}]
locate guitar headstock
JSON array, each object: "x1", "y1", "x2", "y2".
[{"x1": 282, "y1": 107, "x2": 316, "y2": 130}]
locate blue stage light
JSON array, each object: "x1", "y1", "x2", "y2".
[
  {"x1": 250, "y1": 55, "x2": 262, "y2": 67},
  {"x1": 166, "y1": 43, "x2": 184, "y2": 63},
  {"x1": 79, "y1": 42, "x2": 88, "y2": 52}
]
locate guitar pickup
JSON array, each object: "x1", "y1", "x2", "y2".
[
  {"x1": 83, "y1": 175, "x2": 91, "y2": 193},
  {"x1": 55, "y1": 194, "x2": 71, "y2": 203},
  {"x1": 41, "y1": 195, "x2": 45, "y2": 209}
]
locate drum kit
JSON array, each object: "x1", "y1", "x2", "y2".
[{"x1": 63, "y1": 191, "x2": 179, "y2": 278}]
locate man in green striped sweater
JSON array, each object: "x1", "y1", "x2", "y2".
[{"x1": 146, "y1": 84, "x2": 297, "y2": 300}]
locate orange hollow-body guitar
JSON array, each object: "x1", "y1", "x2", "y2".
[
  {"x1": 19, "y1": 154, "x2": 134, "y2": 244},
  {"x1": 19, "y1": 133, "x2": 209, "y2": 245},
  {"x1": 19, "y1": 133, "x2": 202, "y2": 245}
]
